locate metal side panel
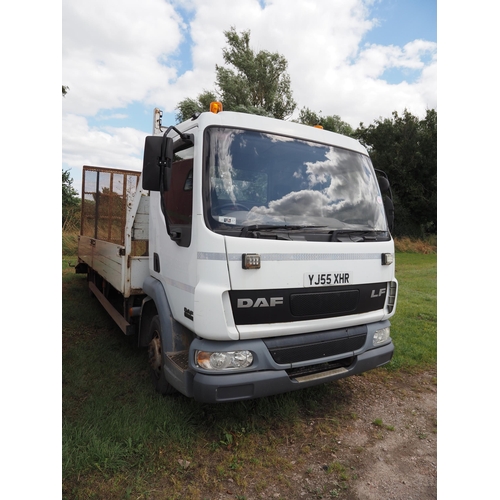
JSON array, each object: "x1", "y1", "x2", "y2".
[
  {"x1": 91, "y1": 239, "x2": 127, "y2": 293},
  {"x1": 130, "y1": 257, "x2": 149, "y2": 293}
]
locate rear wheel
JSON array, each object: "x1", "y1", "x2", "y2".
[{"x1": 148, "y1": 315, "x2": 176, "y2": 395}]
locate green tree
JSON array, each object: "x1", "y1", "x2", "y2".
[
  {"x1": 62, "y1": 85, "x2": 69, "y2": 96},
  {"x1": 175, "y1": 90, "x2": 218, "y2": 123},
  {"x1": 176, "y1": 28, "x2": 296, "y2": 122},
  {"x1": 63, "y1": 169, "x2": 80, "y2": 228},
  {"x1": 355, "y1": 109, "x2": 437, "y2": 237},
  {"x1": 216, "y1": 28, "x2": 296, "y2": 119},
  {"x1": 297, "y1": 107, "x2": 355, "y2": 137}
]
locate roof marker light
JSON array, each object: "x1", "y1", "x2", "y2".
[{"x1": 210, "y1": 101, "x2": 224, "y2": 113}]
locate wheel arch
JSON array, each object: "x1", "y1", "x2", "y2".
[
  {"x1": 138, "y1": 277, "x2": 173, "y2": 350},
  {"x1": 140, "y1": 276, "x2": 196, "y2": 354}
]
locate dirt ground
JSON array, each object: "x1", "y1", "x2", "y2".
[
  {"x1": 217, "y1": 370, "x2": 437, "y2": 500},
  {"x1": 340, "y1": 370, "x2": 437, "y2": 499}
]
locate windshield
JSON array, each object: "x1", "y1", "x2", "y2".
[{"x1": 204, "y1": 127, "x2": 388, "y2": 236}]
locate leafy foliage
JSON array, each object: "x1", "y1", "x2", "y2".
[
  {"x1": 63, "y1": 168, "x2": 80, "y2": 228},
  {"x1": 175, "y1": 90, "x2": 218, "y2": 123},
  {"x1": 355, "y1": 109, "x2": 437, "y2": 237},
  {"x1": 176, "y1": 28, "x2": 296, "y2": 122},
  {"x1": 215, "y1": 28, "x2": 296, "y2": 119},
  {"x1": 297, "y1": 107, "x2": 355, "y2": 137}
]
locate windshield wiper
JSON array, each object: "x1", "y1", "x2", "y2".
[
  {"x1": 240, "y1": 224, "x2": 327, "y2": 237},
  {"x1": 329, "y1": 230, "x2": 388, "y2": 242}
]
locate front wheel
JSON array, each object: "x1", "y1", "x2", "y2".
[{"x1": 148, "y1": 315, "x2": 176, "y2": 395}]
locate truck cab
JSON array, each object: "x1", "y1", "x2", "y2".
[{"x1": 78, "y1": 104, "x2": 398, "y2": 403}]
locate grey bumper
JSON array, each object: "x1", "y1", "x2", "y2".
[{"x1": 191, "y1": 341, "x2": 394, "y2": 403}]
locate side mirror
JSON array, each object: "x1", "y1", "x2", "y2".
[
  {"x1": 384, "y1": 196, "x2": 395, "y2": 233},
  {"x1": 377, "y1": 176, "x2": 390, "y2": 194},
  {"x1": 142, "y1": 135, "x2": 173, "y2": 191},
  {"x1": 375, "y1": 170, "x2": 394, "y2": 233}
]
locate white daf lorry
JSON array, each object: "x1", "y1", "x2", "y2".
[{"x1": 76, "y1": 103, "x2": 398, "y2": 403}]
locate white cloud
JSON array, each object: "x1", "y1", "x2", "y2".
[
  {"x1": 62, "y1": 0, "x2": 436, "y2": 177},
  {"x1": 177, "y1": 0, "x2": 436, "y2": 126},
  {"x1": 357, "y1": 40, "x2": 436, "y2": 78},
  {"x1": 62, "y1": 114, "x2": 144, "y2": 191},
  {"x1": 62, "y1": 0, "x2": 184, "y2": 115}
]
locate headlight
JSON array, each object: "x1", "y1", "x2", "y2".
[
  {"x1": 373, "y1": 327, "x2": 391, "y2": 346},
  {"x1": 195, "y1": 350, "x2": 254, "y2": 370}
]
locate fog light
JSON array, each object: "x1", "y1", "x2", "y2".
[
  {"x1": 373, "y1": 327, "x2": 391, "y2": 346},
  {"x1": 195, "y1": 350, "x2": 254, "y2": 370}
]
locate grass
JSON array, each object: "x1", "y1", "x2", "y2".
[
  {"x1": 372, "y1": 418, "x2": 395, "y2": 431},
  {"x1": 62, "y1": 246, "x2": 436, "y2": 499},
  {"x1": 62, "y1": 215, "x2": 80, "y2": 256},
  {"x1": 389, "y1": 252, "x2": 437, "y2": 372}
]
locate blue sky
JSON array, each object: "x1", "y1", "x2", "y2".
[
  {"x1": 62, "y1": 0, "x2": 437, "y2": 193},
  {"x1": 368, "y1": 0, "x2": 436, "y2": 46}
]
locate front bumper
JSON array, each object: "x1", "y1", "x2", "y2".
[{"x1": 190, "y1": 340, "x2": 393, "y2": 403}]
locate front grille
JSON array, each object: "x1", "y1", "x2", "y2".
[
  {"x1": 290, "y1": 290, "x2": 359, "y2": 317},
  {"x1": 268, "y1": 334, "x2": 365, "y2": 364},
  {"x1": 263, "y1": 326, "x2": 367, "y2": 365}
]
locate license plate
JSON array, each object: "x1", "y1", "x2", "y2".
[{"x1": 303, "y1": 272, "x2": 351, "y2": 287}]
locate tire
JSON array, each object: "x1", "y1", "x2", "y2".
[{"x1": 147, "y1": 315, "x2": 176, "y2": 395}]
